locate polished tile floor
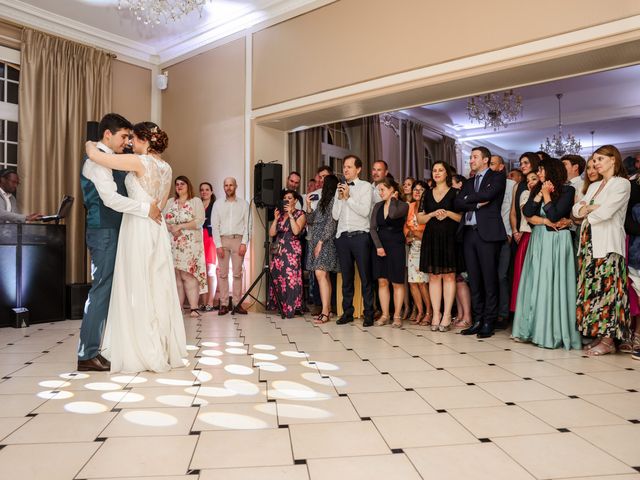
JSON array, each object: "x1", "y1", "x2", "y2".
[{"x1": 0, "y1": 312, "x2": 639, "y2": 480}]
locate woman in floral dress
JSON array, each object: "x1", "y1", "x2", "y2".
[
  {"x1": 268, "y1": 190, "x2": 307, "y2": 318},
  {"x1": 164, "y1": 176, "x2": 208, "y2": 317}
]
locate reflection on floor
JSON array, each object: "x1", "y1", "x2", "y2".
[{"x1": 0, "y1": 311, "x2": 639, "y2": 480}]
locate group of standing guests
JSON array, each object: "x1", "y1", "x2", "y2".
[{"x1": 268, "y1": 145, "x2": 640, "y2": 359}]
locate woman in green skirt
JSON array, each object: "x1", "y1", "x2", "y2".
[{"x1": 513, "y1": 158, "x2": 582, "y2": 350}]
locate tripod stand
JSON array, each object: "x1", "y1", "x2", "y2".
[{"x1": 236, "y1": 206, "x2": 285, "y2": 318}]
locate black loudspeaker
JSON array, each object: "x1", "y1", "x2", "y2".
[
  {"x1": 86, "y1": 121, "x2": 100, "y2": 142},
  {"x1": 66, "y1": 283, "x2": 91, "y2": 320},
  {"x1": 254, "y1": 163, "x2": 282, "y2": 208}
]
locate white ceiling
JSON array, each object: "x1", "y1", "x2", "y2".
[
  {"x1": 0, "y1": 0, "x2": 333, "y2": 65},
  {"x1": 402, "y1": 64, "x2": 640, "y2": 156}
]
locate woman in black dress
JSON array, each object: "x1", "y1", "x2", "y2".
[
  {"x1": 417, "y1": 161, "x2": 462, "y2": 331},
  {"x1": 371, "y1": 177, "x2": 409, "y2": 328}
]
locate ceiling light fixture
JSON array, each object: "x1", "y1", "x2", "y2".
[
  {"x1": 118, "y1": 0, "x2": 211, "y2": 25},
  {"x1": 466, "y1": 89, "x2": 523, "y2": 131},
  {"x1": 540, "y1": 93, "x2": 582, "y2": 157}
]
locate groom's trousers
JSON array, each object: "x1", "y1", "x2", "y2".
[{"x1": 78, "y1": 228, "x2": 118, "y2": 361}]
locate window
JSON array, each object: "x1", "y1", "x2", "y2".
[{"x1": 0, "y1": 47, "x2": 20, "y2": 171}]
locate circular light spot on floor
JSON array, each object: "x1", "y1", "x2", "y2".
[
  {"x1": 281, "y1": 351, "x2": 307, "y2": 358},
  {"x1": 123, "y1": 410, "x2": 178, "y2": 427},
  {"x1": 189, "y1": 386, "x2": 235, "y2": 398},
  {"x1": 252, "y1": 344, "x2": 276, "y2": 351},
  {"x1": 225, "y1": 347, "x2": 248, "y2": 355},
  {"x1": 102, "y1": 391, "x2": 144, "y2": 403},
  {"x1": 201, "y1": 341, "x2": 219, "y2": 347},
  {"x1": 301, "y1": 360, "x2": 339, "y2": 371},
  {"x1": 198, "y1": 357, "x2": 223, "y2": 366},
  {"x1": 255, "y1": 362, "x2": 287, "y2": 373},
  {"x1": 198, "y1": 412, "x2": 269, "y2": 430},
  {"x1": 224, "y1": 365, "x2": 254, "y2": 375},
  {"x1": 226, "y1": 341, "x2": 245, "y2": 347},
  {"x1": 201, "y1": 349, "x2": 223, "y2": 357},
  {"x1": 269, "y1": 381, "x2": 331, "y2": 400},
  {"x1": 155, "y1": 378, "x2": 194, "y2": 386},
  {"x1": 84, "y1": 382, "x2": 122, "y2": 391},
  {"x1": 59, "y1": 373, "x2": 89, "y2": 380},
  {"x1": 192, "y1": 370, "x2": 212, "y2": 382},
  {"x1": 253, "y1": 353, "x2": 278, "y2": 361},
  {"x1": 39, "y1": 380, "x2": 70, "y2": 388},
  {"x1": 156, "y1": 395, "x2": 194, "y2": 407},
  {"x1": 111, "y1": 375, "x2": 147, "y2": 385},
  {"x1": 37, "y1": 390, "x2": 73, "y2": 400},
  {"x1": 273, "y1": 403, "x2": 332, "y2": 419},
  {"x1": 224, "y1": 379, "x2": 260, "y2": 396},
  {"x1": 64, "y1": 401, "x2": 108, "y2": 414},
  {"x1": 186, "y1": 344, "x2": 199, "y2": 351}
]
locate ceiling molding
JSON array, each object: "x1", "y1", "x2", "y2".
[{"x1": 0, "y1": 0, "x2": 336, "y2": 68}]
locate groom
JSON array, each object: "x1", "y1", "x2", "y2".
[{"x1": 78, "y1": 113, "x2": 162, "y2": 371}]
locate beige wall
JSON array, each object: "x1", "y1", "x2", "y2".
[
  {"x1": 161, "y1": 38, "x2": 246, "y2": 202},
  {"x1": 111, "y1": 60, "x2": 151, "y2": 123},
  {"x1": 252, "y1": 0, "x2": 640, "y2": 108}
]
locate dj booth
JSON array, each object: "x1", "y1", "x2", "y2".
[{"x1": 0, "y1": 223, "x2": 67, "y2": 326}]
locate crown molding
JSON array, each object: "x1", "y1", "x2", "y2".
[{"x1": 0, "y1": 0, "x2": 335, "y2": 68}]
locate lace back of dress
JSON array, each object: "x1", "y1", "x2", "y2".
[{"x1": 137, "y1": 155, "x2": 173, "y2": 204}]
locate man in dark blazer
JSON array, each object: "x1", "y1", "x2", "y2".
[{"x1": 455, "y1": 146, "x2": 506, "y2": 338}]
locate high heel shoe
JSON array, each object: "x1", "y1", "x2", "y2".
[
  {"x1": 392, "y1": 316, "x2": 403, "y2": 328},
  {"x1": 375, "y1": 315, "x2": 391, "y2": 326},
  {"x1": 439, "y1": 314, "x2": 452, "y2": 332}
]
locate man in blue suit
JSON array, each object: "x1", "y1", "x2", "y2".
[
  {"x1": 77, "y1": 113, "x2": 162, "y2": 371},
  {"x1": 455, "y1": 146, "x2": 506, "y2": 338}
]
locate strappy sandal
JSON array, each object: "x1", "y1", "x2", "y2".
[
  {"x1": 583, "y1": 338, "x2": 602, "y2": 351},
  {"x1": 375, "y1": 315, "x2": 391, "y2": 326},
  {"x1": 190, "y1": 308, "x2": 202, "y2": 318},
  {"x1": 454, "y1": 319, "x2": 472, "y2": 329},
  {"x1": 419, "y1": 311, "x2": 433, "y2": 326},
  {"x1": 313, "y1": 313, "x2": 332, "y2": 325},
  {"x1": 586, "y1": 339, "x2": 616, "y2": 356},
  {"x1": 620, "y1": 333, "x2": 640, "y2": 354},
  {"x1": 411, "y1": 311, "x2": 424, "y2": 325},
  {"x1": 392, "y1": 316, "x2": 403, "y2": 328}
]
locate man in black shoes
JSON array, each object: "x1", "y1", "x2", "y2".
[{"x1": 332, "y1": 155, "x2": 375, "y2": 327}]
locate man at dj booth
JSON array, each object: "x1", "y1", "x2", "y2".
[{"x1": 0, "y1": 168, "x2": 42, "y2": 223}]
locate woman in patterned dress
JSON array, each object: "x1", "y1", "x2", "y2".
[
  {"x1": 573, "y1": 145, "x2": 631, "y2": 356},
  {"x1": 164, "y1": 176, "x2": 208, "y2": 317},
  {"x1": 404, "y1": 180, "x2": 433, "y2": 326},
  {"x1": 268, "y1": 190, "x2": 307, "y2": 318},
  {"x1": 306, "y1": 175, "x2": 339, "y2": 324}
]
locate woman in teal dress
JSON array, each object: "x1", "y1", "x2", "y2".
[{"x1": 513, "y1": 158, "x2": 582, "y2": 350}]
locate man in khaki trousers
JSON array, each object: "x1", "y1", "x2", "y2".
[{"x1": 211, "y1": 177, "x2": 251, "y2": 315}]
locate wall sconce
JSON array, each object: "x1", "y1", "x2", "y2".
[{"x1": 156, "y1": 71, "x2": 168, "y2": 90}]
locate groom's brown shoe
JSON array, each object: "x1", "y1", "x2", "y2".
[
  {"x1": 96, "y1": 354, "x2": 111, "y2": 369},
  {"x1": 77, "y1": 356, "x2": 109, "y2": 372}
]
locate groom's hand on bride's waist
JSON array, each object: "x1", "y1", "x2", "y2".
[{"x1": 148, "y1": 203, "x2": 162, "y2": 224}]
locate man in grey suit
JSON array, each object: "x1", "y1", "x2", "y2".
[
  {"x1": 78, "y1": 113, "x2": 162, "y2": 371},
  {"x1": 0, "y1": 168, "x2": 41, "y2": 223}
]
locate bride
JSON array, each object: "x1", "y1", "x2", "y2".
[{"x1": 85, "y1": 122, "x2": 187, "y2": 373}]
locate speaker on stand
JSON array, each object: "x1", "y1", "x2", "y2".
[{"x1": 236, "y1": 162, "x2": 286, "y2": 316}]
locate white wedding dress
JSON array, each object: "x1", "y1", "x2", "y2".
[{"x1": 101, "y1": 155, "x2": 187, "y2": 373}]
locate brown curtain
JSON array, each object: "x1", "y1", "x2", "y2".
[
  {"x1": 18, "y1": 29, "x2": 112, "y2": 283},
  {"x1": 288, "y1": 127, "x2": 323, "y2": 186},
  {"x1": 360, "y1": 115, "x2": 382, "y2": 179},
  {"x1": 400, "y1": 119, "x2": 425, "y2": 179},
  {"x1": 437, "y1": 135, "x2": 457, "y2": 167}
]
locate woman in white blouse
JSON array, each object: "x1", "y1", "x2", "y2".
[{"x1": 573, "y1": 145, "x2": 631, "y2": 356}]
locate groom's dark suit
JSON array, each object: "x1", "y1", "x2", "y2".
[{"x1": 455, "y1": 168, "x2": 506, "y2": 337}]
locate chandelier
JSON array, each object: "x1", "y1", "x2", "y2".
[
  {"x1": 540, "y1": 93, "x2": 582, "y2": 157},
  {"x1": 118, "y1": 0, "x2": 211, "y2": 25},
  {"x1": 466, "y1": 89, "x2": 523, "y2": 130}
]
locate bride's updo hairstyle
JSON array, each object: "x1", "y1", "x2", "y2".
[{"x1": 133, "y1": 121, "x2": 169, "y2": 154}]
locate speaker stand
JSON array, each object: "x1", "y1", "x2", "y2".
[{"x1": 236, "y1": 207, "x2": 285, "y2": 318}]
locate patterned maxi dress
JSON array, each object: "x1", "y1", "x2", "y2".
[
  {"x1": 268, "y1": 209, "x2": 305, "y2": 317},
  {"x1": 164, "y1": 197, "x2": 208, "y2": 294}
]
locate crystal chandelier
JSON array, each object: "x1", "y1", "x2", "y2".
[
  {"x1": 118, "y1": 0, "x2": 211, "y2": 25},
  {"x1": 466, "y1": 89, "x2": 523, "y2": 130},
  {"x1": 540, "y1": 93, "x2": 582, "y2": 157}
]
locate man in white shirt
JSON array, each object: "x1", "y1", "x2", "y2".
[
  {"x1": 562, "y1": 154, "x2": 585, "y2": 201},
  {"x1": 490, "y1": 155, "x2": 515, "y2": 328},
  {"x1": 78, "y1": 113, "x2": 162, "y2": 372},
  {"x1": 212, "y1": 177, "x2": 252, "y2": 316},
  {"x1": 370, "y1": 160, "x2": 389, "y2": 204},
  {"x1": 0, "y1": 169, "x2": 42, "y2": 223},
  {"x1": 333, "y1": 155, "x2": 375, "y2": 326}
]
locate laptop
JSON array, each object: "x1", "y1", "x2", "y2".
[{"x1": 40, "y1": 195, "x2": 74, "y2": 222}]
